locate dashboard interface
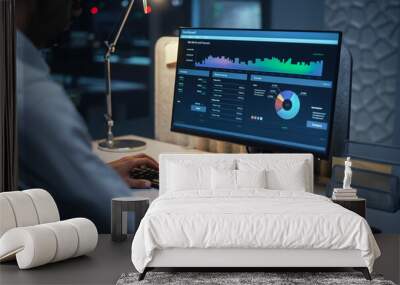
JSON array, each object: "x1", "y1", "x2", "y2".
[{"x1": 171, "y1": 28, "x2": 341, "y2": 156}]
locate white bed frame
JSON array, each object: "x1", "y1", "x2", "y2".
[
  {"x1": 148, "y1": 249, "x2": 365, "y2": 268},
  {"x1": 139, "y1": 154, "x2": 371, "y2": 280}
]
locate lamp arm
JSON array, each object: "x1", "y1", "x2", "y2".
[
  {"x1": 103, "y1": 0, "x2": 135, "y2": 146},
  {"x1": 107, "y1": 0, "x2": 136, "y2": 54}
]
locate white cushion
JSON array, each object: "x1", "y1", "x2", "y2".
[
  {"x1": 65, "y1": 218, "x2": 98, "y2": 257},
  {"x1": 166, "y1": 160, "x2": 235, "y2": 192},
  {"x1": 236, "y1": 169, "x2": 267, "y2": 189},
  {"x1": 211, "y1": 169, "x2": 267, "y2": 192},
  {"x1": 238, "y1": 159, "x2": 308, "y2": 191},
  {"x1": 0, "y1": 189, "x2": 98, "y2": 269},
  {"x1": 24, "y1": 189, "x2": 60, "y2": 224},
  {"x1": 1, "y1": 192, "x2": 39, "y2": 227},
  {"x1": 0, "y1": 218, "x2": 97, "y2": 269},
  {"x1": 266, "y1": 161, "x2": 307, "y2": 191},
  {"x1": 0, "y1": 196, "x2": 17, "y2": 238},
  {"x1": 42, "y1": 221, "x2": 79, "y2": 262},
  {"x1": 167, "y1": 163, "x2": 211, "y2": 191},
  {"x1": 211, "y1": 168, "x2": 237, "y2": 190},
  {"x1": 160, "y1": 154, "x2": 313, "y2": 194},
  {"x1": 0, "y1": 189, "x2": 60, "y2": 235},
  {"x1": 0, "y1": 225, "x2": 57, "y2": 268}
]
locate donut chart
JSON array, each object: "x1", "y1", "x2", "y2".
[{"x1": 275, "y1": 90, "x2": 300, "y2": 120}]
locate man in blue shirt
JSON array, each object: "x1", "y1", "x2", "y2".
[{"x1": 16, "y1": 0, "x2": 158, "y2": 232}]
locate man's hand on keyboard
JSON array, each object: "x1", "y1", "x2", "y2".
[{"x1": 108, "y1": 154, "x2": 159, "y2": 189}]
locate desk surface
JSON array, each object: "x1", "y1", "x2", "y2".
[
  {"x1": 92, "y1": 135, "x2": 203, "y2": 163},
  {"x1": 1, "y1": 235, "x2": 399, "y2": 285}
]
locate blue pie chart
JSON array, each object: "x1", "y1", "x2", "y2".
[{"x1": 274, "y1": 90, "x2": 300, "y2": 120}]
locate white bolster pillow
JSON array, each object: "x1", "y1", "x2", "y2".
[
  {"x1": 65, "y1": 218, "x2": 98, "y2": 257},
  {"x1": 42, "y1": 222, "x2": 79, "y2": 262},
  {"x1": 0, "y1": 189, "x2": 60, "y2": 238},
  {"x1": 0, "y1": 218, "x2": 98, "y2": 269},
  {"x1": 24, "y1": 189, "x2": 60, "y2": 224},
  {"x1": 0, "y1": 196, "x2": 17, "y2": 237},
  {"x1": 0, "y1": 191, "x2": 39, "y2": 228}
]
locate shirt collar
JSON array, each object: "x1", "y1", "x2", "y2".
[{"x1": 16, "y1": 30, "x2": 50, "y2": 74}]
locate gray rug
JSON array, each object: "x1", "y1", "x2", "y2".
[{"x1": 117, "y1": 272, "x2": 396, "y2": 285}]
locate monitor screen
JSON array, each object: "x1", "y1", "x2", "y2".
[{"x1": 171, "y1": 28, "x2": 342, "y2": 157}]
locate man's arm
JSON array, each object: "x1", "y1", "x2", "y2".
[
  {"x1": 108, "y1": 153, "x2": 158, "y2": 188},
  {"x1": 18, "y1": 79, "x2": 149, "y2": 232}
]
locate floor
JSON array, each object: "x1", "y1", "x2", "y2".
[
  {"x1": 373, "y1": 235, "x2": 400, "y2": 284},
  {"x1": 0, "y1": 235, "x2": 134, "y2": 285},
  {"x1": 0, "y1": 235, "x2": 399, "y2": 285}
]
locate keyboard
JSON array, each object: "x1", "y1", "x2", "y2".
[{"x1": 130, "y1": 166, "x2": 159, "y2": 189}]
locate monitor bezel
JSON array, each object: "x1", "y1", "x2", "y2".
[{"x1": 170, "y1": 27, "x2": 343, "y2": 159}]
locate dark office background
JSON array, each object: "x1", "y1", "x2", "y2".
[{"x1": 46, "y1": 0, "x2": 400, "y2": 149}]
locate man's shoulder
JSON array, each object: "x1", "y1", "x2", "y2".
[
  {"x1": 17, "y1": 57, "x2": 50, "y2": 86},
  {"x1": 17, "y1": 70, "x2": 75, "y2": 114},
  {"x1": 17, "y1": 68, "x2": 88, "y2": 138}
]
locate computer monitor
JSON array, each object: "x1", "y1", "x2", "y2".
[{"x1": 171, "y1": 28, "x2": 342, "y2": 157}]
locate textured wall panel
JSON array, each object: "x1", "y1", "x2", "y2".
[{"x1": 325, "y1": 0, "x2": 400, "y2": 145}]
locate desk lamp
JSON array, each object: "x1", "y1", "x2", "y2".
[{"x1": 98, "y1": 0, "x2": 151, "y2": 152}]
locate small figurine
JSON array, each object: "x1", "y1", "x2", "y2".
[{"x1": 343, "y1": 157, "x2": 352, "y2": 189}]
